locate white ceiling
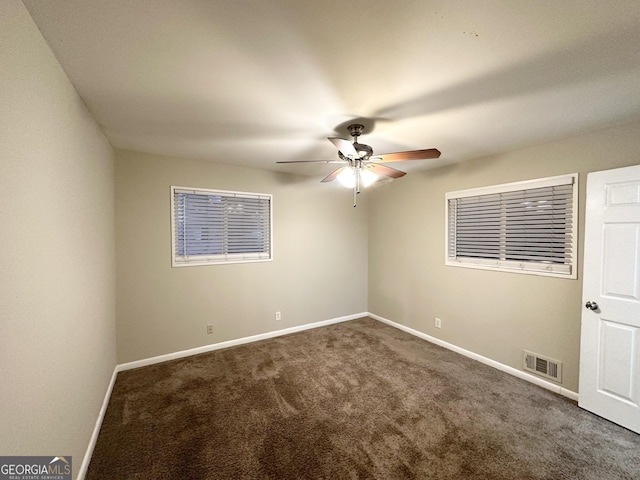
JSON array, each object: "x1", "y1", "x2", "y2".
[{"x1": 23, "y1": 0, "x2": 640, "y2": 178}]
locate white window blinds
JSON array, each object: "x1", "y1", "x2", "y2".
[
  {"x1": 446, "y1": 174, "x2": 577, "y2": 278},
  {"x1": 171, "y1": 187, "x2": 272, "y2": 266}
]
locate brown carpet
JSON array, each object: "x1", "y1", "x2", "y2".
[{"x1": 87, "y1": 317, "x2": 640, "y2": 479}]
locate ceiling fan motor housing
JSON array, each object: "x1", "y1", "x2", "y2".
[
  {"x1": 353, "y1": 142, "x2": 373, "y2": 160},
  {"x1": 338, "y1": 143, "x2": 372, "y2": 161}
]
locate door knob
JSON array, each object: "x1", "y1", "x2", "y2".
[{"x1": 585, "y1": 301, "x2": 599, "y2": 311}]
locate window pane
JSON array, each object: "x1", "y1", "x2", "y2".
[
  {"x1": 446, "y1": 175, "x2": 577, "y2": 278},
  {"x1": 172, "y1": 188, "x2": 272, "y2": 266}
]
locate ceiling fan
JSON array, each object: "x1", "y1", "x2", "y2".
[{"x1": 277, "y1": 124, "x2": 441, "y2": 207}]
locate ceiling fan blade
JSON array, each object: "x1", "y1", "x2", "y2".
[
  {"x1": 328, "y1": 137, "x2": 358, "y2": 158},
  {"x1": 376, "y1": 148, "x2": 441, "y2": 163},
  {"x1": 368, "y1": 163, "x2": 406, "y2": 179},
  {"x1": 321, "y1": 167, "x2": 346, "y2": 183},
  {"x1": 276, "y1": 159, "x2": 346, "y2": 164}
]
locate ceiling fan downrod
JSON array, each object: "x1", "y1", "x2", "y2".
[{"x1": 348, "y1": 124, "x2": 373, "y2": 161}]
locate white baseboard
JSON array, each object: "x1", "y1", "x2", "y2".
[
  {"x1": 368, "y1": 312, "x2": 579, "y2": 402},
  {"x1": 78, "y1": 365, "x2": 119, "y2": 480},
  {"x1": 118, "y1": 312, "x2": 368, "y2": 372}
]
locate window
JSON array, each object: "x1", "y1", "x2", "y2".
[
  {"x1": 446, "y1": 174, "x2": 578, "y2": 278},
  {"x1": 171, "y1": 186, "x2": 272, "y2": 266}
]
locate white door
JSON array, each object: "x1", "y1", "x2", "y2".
[{"x1": 579, "y1": 164, "x2": 640, "y2": 434}]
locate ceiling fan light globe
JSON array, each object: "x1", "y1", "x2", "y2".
[
  {"x1": 337, "y1": 168, "x2": 356, "y2": 188},
  {"x1": 360, "y1": 169, "x2": 378, "y2": 187}
]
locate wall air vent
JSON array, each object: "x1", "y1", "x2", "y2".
[{"x1": 523, "y1": 350, "x2": 562, "y2": 383}]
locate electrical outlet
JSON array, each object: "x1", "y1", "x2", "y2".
[
  {"x1": 206, "y1": 324, "x2": 213, "y2": 334},
  {"x1": 275, "y1": 311, "x2": 281, "y2": 321},
  {"x1": 435, "y1": 317, "x2": 442, "y2": 329}
]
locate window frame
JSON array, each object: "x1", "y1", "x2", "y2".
[
  {"x1": 171, "y1": 185, "x2": 273, "y2": 267},
  {"x1": 445, "y1": 174, "x2": 578, "y2": 279}
]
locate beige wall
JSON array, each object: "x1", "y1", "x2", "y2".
[
  {"x1": 115, "y1": 150, "x2": 368, "y2": 363},
  {"x1": 0, "y1": 2, "x2": 116, "y2": 478},
  {"x1": 368, "y1": 121, "x2": 640, "y2": 393}
]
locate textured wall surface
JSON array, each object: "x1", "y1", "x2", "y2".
[
  {"x1": 0, "y1": 2, "x2": 116, "y2": 478},
  {"x1": 115, "y1": 150, "x2": 368, "y2": 363}
]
